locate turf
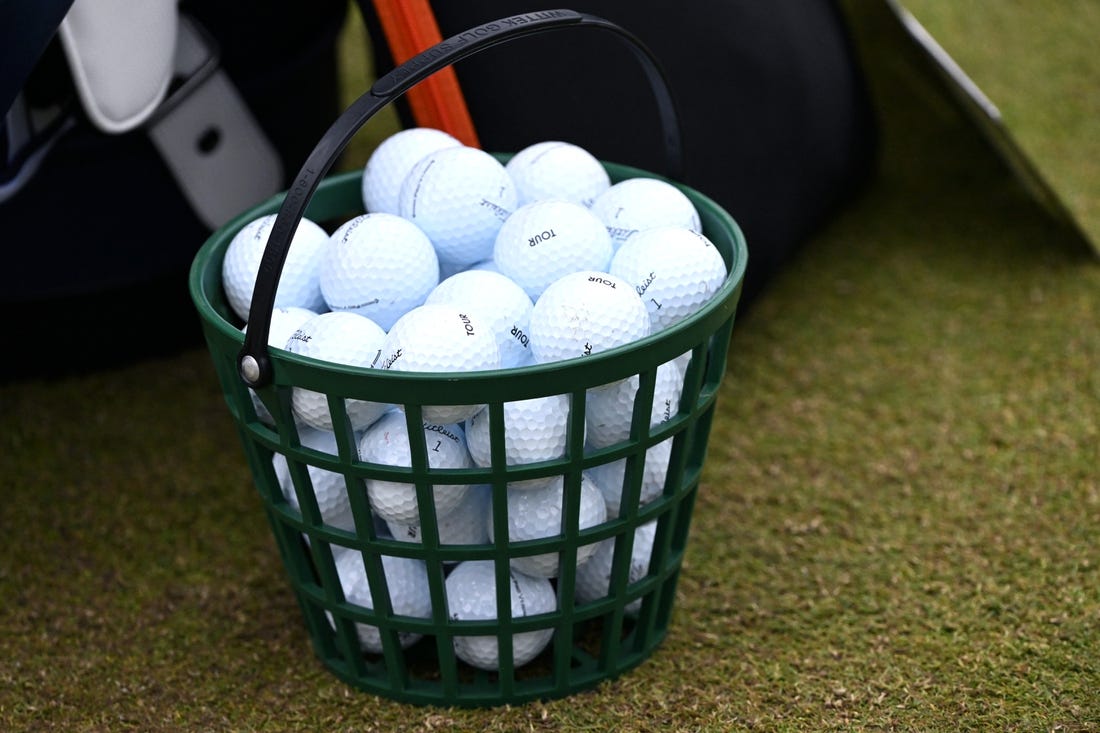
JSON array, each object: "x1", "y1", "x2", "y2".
[
  {"x1": 2, "y1": 3, "x2": 1098, "y2": 731},
  {"x1": 899, "y1": 0, "x2": 1100, "y2": 253}
]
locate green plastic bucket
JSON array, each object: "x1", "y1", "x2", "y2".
[{"x1": 188, "y1": 9, "x2": 747, "y2": 707}]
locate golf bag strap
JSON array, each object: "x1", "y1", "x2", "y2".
[
  {"x1": 145, "y1": 15, "x2": 284, "y2": 229},
  {"x1": 3, "y1": 2, "x2": 283, "y2": 227}
]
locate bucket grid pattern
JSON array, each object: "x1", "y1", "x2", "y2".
[{"x1": 189, "y1": 10, "x2": 747, "y2": 708}]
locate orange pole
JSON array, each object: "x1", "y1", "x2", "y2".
[{"x1": 371, "y1": 0, "x2": 481, "y2": 148}]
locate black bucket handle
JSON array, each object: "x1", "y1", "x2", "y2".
[{"x1": 238, "y1": 8, "x2": 682, "y2": 388}]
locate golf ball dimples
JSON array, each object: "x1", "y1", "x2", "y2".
[
  {"x1": 221, "y1": 214, "x2": 329, "y2": 321},
  {"x1": 505, "y1": 140, "x2": 610, "y2": 207},
  {"x1": 585, "y1": 439, "x2": 672, "y2": 517},
  {"x1": 585, "y1": 359, "x2": 684, "y2": 449},
  {"x1": 285, "y1": 312, "x2": 389, "y2": 431},
  {"x1": 466, "y1": 258, "x2": 500, "y2": 274},
  {"x1": 589, "y1": 177, "x2": 702, "y2": 251},
  {"x1": 320, "y1": 213, "x2": 439, "y2": 331},
  {"x1": 271, "y1": 426, "x2": 357, "y2": 531},
  {"x1": 486, "y1": 475, "x2": 607, "y2": 578},
  {"x1": 424, "y1": 270, "x2": 534, "y2": 368},
  {"x1": 610, "y1": 226, "x2": 728, "y2": 332},
  {"x1": 445, "y1": 560, "x2": 556, "y2": 671},
  {"x1": 361, "y1": 127, "x2": 461, "y2": 215},
  {"x1": 377, "y1": 304, "x2": 501, "y2": 424},
  {"x1": 330, "y1": 551, "x2": 432, "y2": 653},
  {"x1": 493, "y1": 199, "x2": 613, "y2": 300},
  {"x1": 244, "y1": 305, "x2": 317, "y2": 424},
  {"x1": 464, "y1": 394, "x2": 573, "y2": 491},
  {"x1": 386, "y1": 484, "x2": 490, "y2": 559},
  {"x1": 527, "y1": 271, "x2": 650, "y2": 365},
  {"x1": 358, "y1": 411, "x2": 472, "y2": 525},
  {"x1": 398, "y1": 146, "x2": 517, "y2": 267},
  {"x1": 573, "y1": 520, "x2": 656, "y2": 614}
]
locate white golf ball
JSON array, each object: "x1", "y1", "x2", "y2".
[
  {"x1": 445, "y1": 560, "x2": 556, "y2": 671},
  {"x1": 527, "y1": 271, "x2": 650, "y2": 365},
  {"x1": 386, "y1": 483, "x2": 490, "y2": 560},
  {"x1": 585, "y1": 439, "x2": 672, "y2": 518},
  {"x1": 465, "y1": 258, "x2": 500, "y2": 274},
  {"x1": 398, "y1": 146, "x2": 517, "y2": 268},
  {"x1": 486, "y1": 475, "x2": 607, "y2": 578},
  {"x1": 222, "y1": 214, "x2": 329, "y2": 321},
  {"x1": 609, "y1": 226, "x2": 728, "y2": 332},
  {"x1": 329, "y1": 551, "x2": 432, "y2": 653},
  {"x1": 320, "y1": 213, "x2": 439, "y2": 331},
  {"x1": 358, "y1": 411, "x2": 472, "y2": 525},
  {"x1": 271, "y1": 426, "x2": 357, "y2": 531},
  {"x1": 585, "y1": 359, "x2": 684, "y2": 449},
  {"x1": 284, "y1": 312, "x2": 389, "y2": 431},
  {"x1": 493, "y1": 199, "x2": 613, "y2": 300},
  {"x1": 589, "y1": 177, "x2": 702, "y2": 251},
  {"x1": 264, "y1": 306, "x2": 321, "y2": 352},
  {"x1": 376, "y1": 304, "x2": 501, "y2": 424},
  {"x1": 574, "y1": 520, "x2": 657, "y2": 614},
  {"x1": 424, "y1": 270, "x2": 534, "y2": 369},
  {"x1": 505, "y1": 140, "x2": 610, "y2": 207},
  {"x1": 464, "y1": 394, "x2": 574, "y2": 490},
  {"x1": 437, "y1": 259, "x2": 468, "y2": 281},
  {"x1": 361, "y1": 127, "x2": 462, "y2": 215},
  {"x1": 243, "y1": 305, "x2": 318, "y2": 425}
]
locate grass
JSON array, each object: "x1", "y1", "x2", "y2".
[
  {"x1": 900, "y1": 0, "x2": 1100, "y2": 251},
  {"x1": 1, "y1": 3, "x2": 1098, "y2": 731}
]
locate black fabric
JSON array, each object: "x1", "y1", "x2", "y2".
[
  {"x1": 0, "y1": 0, "x2": 75, "y2": 119},
  {"x1": 361, "y1": 1, "x2": 877, "y2": 308},
  {"x1": 1, "y1": 1, "x2": 347, "y2": 378},
  {"x1": 0, "y1": 0, "x2": 347, "y2": 301}
]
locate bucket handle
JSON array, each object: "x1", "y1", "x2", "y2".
[{"x1": 238, "y1": 8, "x2": 682, "y2": 388}]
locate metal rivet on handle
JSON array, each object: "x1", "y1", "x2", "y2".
[{"x1": 239, "y1": 355, "x2": 261, "y2": 385}]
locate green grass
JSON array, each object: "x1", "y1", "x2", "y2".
[
  {"x1": 900, "y1": 0, "x2": 1100, "y2": 252},
  {"x1": 2, "y1": 3, "x2": 1098, "y2": 731}
]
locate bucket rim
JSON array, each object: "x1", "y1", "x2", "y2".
[{"x1": 188, "y1": 161, "x2": 747, "y2": 398}]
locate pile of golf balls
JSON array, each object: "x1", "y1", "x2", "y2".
[{"x1": 220, "y1": 128, "x2": 730, "y2": 671}]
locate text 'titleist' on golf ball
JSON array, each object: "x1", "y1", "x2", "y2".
[
  {"x1": 527, "y1": 271, "x2": 650, "y2": 365},
  {"x1": 589, "y1": 177, "x2": 702, "y2": 251},
  {"x1": 493, "y1": 199, "x2": 613, "y2": 300},
  {"x1": 585, "y1": 438, "x2": 672, "y2": 518},
  {"x1": 283, "y1": 312, "x2": 390, "y2": 431},
  {"x1": 221, "y1": 214, "x2": 329, "y2": 321},
  {"x1": 505, "y1": 140, "x2": 611, "y2": 207},
  {"x1": 486, "y1": 475, "x2": 607, "y2": 578},
  {"x1": 271, "y1": 425, "x2": 357, "y2": 532},
  {"x1": 609, "y1": 225, "x2": 728, "y2": 332},
  {"x1": 445, "y1": 560, "x2": 556, "y2": 671},
  {"x1": 398, "y1": 146, "x2": 517, "y2": 268},
  {"x1": 358, "y1": 411, "x2": 472, "y2": 525},
  {"x1": 252, "y1": 305, "x2": 319, "y2": 353},
  {"x1": 585, "y1": 359, "x2": 684, "y2": 449},
  {"x1": 573, "y1": 520, "x2": 656, "y2": 615},
  {"x1": 424, "y1": 269, "x2": 534, "y2": 369},
  {"x1": 465, "y1": 394, "x2": 575, "y2": 490},
  {"x1": 320, "y1": 213, "x2": 439, "y2": 331},
  {"x1": 361, "y1": 127, "x2": 462, "y2": 215},
  {"x1": 386, "y1": 484, "x2": 490, "y2": 561},
  {"x1": 376, "y1": 304, "x2": 501, "y2": 424},
  {"x1": 328, "y1": 551, "x2": 432, "y2": 653},
  {"x1": 243, "y1": 305, "x2": 317, "y2": 425}
]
